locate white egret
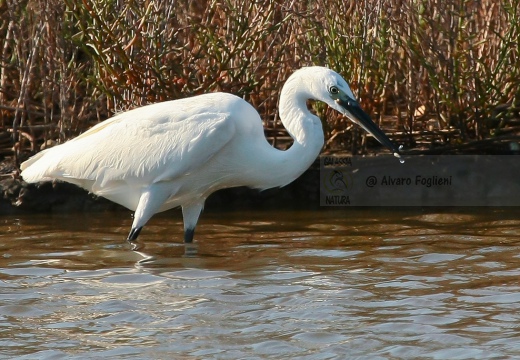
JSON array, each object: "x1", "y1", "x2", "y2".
[{"x1": 21, "y1": 66, "x2": 402, "y2": 243}]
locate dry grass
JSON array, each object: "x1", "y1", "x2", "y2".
[{"x1": 1, "y1": 0, "x2": 519, "y2": 163}]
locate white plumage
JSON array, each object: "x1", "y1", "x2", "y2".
[{"x1": 21, "y1": 66, "x2": 402, "y2": 242}]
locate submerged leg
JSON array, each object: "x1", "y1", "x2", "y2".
[
  {"x1": 127, "y1": 185, "x2": 172, "y2": 241},
  {"x1": 184, "y1": 228, "x2": 195, "y2": 243},
  {"x1": 182, "y1": 202, "x2": 204, "y2": 243},
  {"x1": 127, "y1": 226, "x2": 142, "y2": 242}
]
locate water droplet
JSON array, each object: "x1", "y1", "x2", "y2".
[{"x1": 394, "y1": 152, "x2": 405, "y2": 164}]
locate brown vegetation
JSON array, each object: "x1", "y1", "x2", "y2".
[{"x1": 1, "y1": 0, "x2": 519, "y2": 166}]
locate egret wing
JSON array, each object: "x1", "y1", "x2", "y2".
[
  {"x1": 78, "y1": 113, "x2": 235, "y2": 193},
  {"x1": 22, "y1": 103, "x2": 236, "y2": 197}
]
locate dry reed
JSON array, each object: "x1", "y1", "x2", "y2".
[{"x1": 1, "y1": 0, "x2": 519, "y2": 164}]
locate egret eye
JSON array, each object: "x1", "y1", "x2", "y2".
[{"x1": 329, "y1": 86, "x2": 339, "y2": 95}]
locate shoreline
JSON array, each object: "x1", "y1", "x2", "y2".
[{"x1": 3, "y1": 146, "x2": 520, "y2": 214}]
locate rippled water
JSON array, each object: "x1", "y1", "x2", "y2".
[{"x1": 1, "y1": 208, "x2": 520, "y2": 359}]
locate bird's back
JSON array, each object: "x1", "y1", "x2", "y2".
[{"x1": 21, "y1": 92, "x2": 264, "y2": 210}]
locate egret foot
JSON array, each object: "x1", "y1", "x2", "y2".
[
  {"x1": 184, "y1": 228, "x2": 195, "y2": 243},
  {"x1": 127, "y1": 227, "x2": 142, "y2": 241}
]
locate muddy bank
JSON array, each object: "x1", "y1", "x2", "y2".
[{"x1": 3, "y1": 140, "x2": 520, "y2": 215}]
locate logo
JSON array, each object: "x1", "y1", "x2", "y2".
[
  {"x1": 322, "y1": 168, "x2": 353, "y2": 194},
  {"x1": 320, "y1": 156, "x2": 354, "y2": 206}
]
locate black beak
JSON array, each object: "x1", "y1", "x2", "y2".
[{"x1": 338, "y1": 97, "x2": 403, "y2": 161}]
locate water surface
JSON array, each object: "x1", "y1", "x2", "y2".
[{"x1": 1, "y1": 208, "x2": 520, "y2": 359}]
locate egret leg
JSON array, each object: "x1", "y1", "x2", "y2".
[
  {"x1": 127, "y1": 227, "x2": 142, "y2": 242},
  {"x1": 184, "y1": 228, "x2": 195, "y2": 243},
  {"x1": 182, "y1": 202, "x2": 204, "y2": 243},
  {"x1": 128, "y1": 184, "x2": 173, "y2": 241}
]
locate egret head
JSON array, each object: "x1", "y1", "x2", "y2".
[{"x1": 306, "y1": 67, "x2": 403, "y2": 161}]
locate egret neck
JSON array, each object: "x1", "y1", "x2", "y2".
[{"x1": 264, "y1": 79, "x2": 325, "y2": 188}]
